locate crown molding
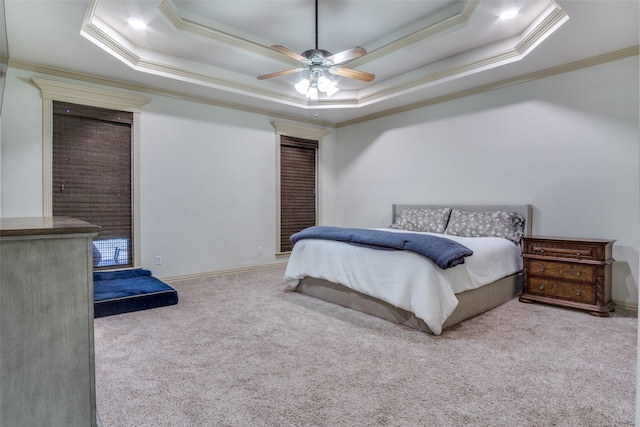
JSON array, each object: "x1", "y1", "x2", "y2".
[
  {"x1": 9, "y1": 46, "x2": 636, "y2": 129},
  {"x1": 357, "y1": 2, "x2": 569, "y2": 106},
  {"x1": 158, "y1": 0, "x2": 293, "y2": 66},
  {"x1": 10, "y1": 59, "x2": 331, "y2": 127},
  {"x1": 348, "y1": 0, "x2": 478, "y2": 68},
  {"x1": 336, "y1": 45, "x2": 639, "y2": 127},
  {"x1": 80, "y1": 10, "x2": 307, "y2": 109},
  {"x1": 79, "y1": 0, "x2": 569, "y2": 111},
  {"x1": 515, "y1": 4, "x2": 569, "y2": 55}
]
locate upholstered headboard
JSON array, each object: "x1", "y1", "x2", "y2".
[{"x1": 392, "y1": 204, "x2": 532, "y2": 237}]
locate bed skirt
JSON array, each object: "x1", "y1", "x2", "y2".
[{"x1": 295, "y1": 272, "x2": 522, "y2": 334}]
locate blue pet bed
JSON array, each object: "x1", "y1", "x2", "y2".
[{"x1": 93, "y1": 269, "x2": 178, "y2": 318}]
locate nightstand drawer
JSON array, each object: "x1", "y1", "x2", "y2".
[
  {"x1": 526, "y1": 259, "x2": 595, "y2": 282},
  {"x1": 527, "y1": 277, "x2": 595, "y2": 304},
  {"x1": 524, "y1": 242, "x2": 596, "y2": 260}
]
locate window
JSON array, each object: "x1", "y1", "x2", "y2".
[
  {"x1": 33, "y1": 78, "x2": 150, "y2": 269},
  {"x1": 279, "y1": 135, "x2": 318, "y2": 253},
  {"x1": 52, "y1": 101, "x2": 133, "y2": 269},
  {"x1": 272, "y1": 122, "x2": 329, "y2": 254}
]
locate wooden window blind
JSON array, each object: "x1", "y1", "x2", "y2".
[
  {"x1": 52, "y1": 101, "x2": 133, "y2": 269},
  {"x1": 280, "y1": 135, "x2": 318, "y2": 253}
]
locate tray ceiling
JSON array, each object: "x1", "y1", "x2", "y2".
[{"x1": 5, "y1": 0, "x2": 639, "y2": 125}]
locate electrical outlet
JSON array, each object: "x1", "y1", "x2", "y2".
[
  {"x1": 155, "y1": 256, "x2": 162, "y2": 265},
  {"x1": 257, "y1": 247, "x2": 263, "y2": 255}
]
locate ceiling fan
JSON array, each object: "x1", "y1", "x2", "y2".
[{"x1": 257, "y1": 0, "x2": 375, "y2": 99}]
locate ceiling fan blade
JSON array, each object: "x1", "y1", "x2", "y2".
[
  {"x1": 270, "y1": 45, "x2": 307, "y2": 62},
  {"x1": 257, "y1": 68, "x2": 300, "y2": 80},
  {"x1": 329, "y1": 67, "x2": 375, "y2": 82},
  {"x1": 326, "y1": 47, "x2": 367, "y2": 65}
]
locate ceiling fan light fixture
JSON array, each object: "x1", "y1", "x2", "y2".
[
  {"x1": 306, "y1": 86, "x2": 319, "y2": 100},
  {"x1": 318, "y1": 76, "x2": 338, "y2": 98},
  {"x1": 295, "y1": 78, "x2": 310, "y2": 95},
  {"x1": 296, "y1": 73, "x2": 338, "y2": 99}
]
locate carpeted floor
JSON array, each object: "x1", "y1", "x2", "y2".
[{"x1": 94, "y1": 266, "x2": 636, "y2": 426}]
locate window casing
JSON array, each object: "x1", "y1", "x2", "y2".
[
  {"x1": 33, "y1": 78, "x2": 150, "y2": 268},
  {"x1": 272, "y1": 122, "x2": 329, "y2": 255}
]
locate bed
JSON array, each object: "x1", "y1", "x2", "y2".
[{"x1": 284, "y1": 204, "x2": 532, "y2": 335}]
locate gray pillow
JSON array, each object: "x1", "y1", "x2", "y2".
[
  {"x1": 444, "y1": 209, "x2": 525, "y2": 243},
  {"x1": 390, "y1": 208, "x2": 452, "y2": 233}
]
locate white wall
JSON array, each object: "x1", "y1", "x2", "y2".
[
  {"x1": 0, "y1": 72, "x2": 44, "y2": 216},
  {"x1": 1, "y1": 57, "x2": 637, "y2": 304},
  {"x1": 0, "y1": 68, "x2": 337, "y2": 279},
  {"x1": 334, "y1": 56, "x2": 639, "y2": 306}
]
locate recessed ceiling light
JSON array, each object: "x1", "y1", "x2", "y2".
[
  {"x1": 128, "y1": 18, "x2": 147, "y2": 30},
  {"x1": 499, "y1": 8, "x2": 519, "y2": 20}
]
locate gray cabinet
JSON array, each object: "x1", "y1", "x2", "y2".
[{"x1": 1, "y1": 217, "x2": 100, "y2": 426}]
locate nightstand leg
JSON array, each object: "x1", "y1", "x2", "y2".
[{"x1": 588, "y1": 310, "x2": 610, "y2": 317}]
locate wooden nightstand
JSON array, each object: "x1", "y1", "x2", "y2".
[{"x1": 519, "y1": 236, "x2": 615, "y2": 316}]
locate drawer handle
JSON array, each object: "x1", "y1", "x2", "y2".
[
  {"x1": 539, "y1": 248, "x2": 545, "y2": 253},
  {"x1": 576, "y1": 290, "x2": 581, "y2": 296},
  {"x1": 576, "y1": 270, "x2": 582, "y2": 276},
  {"x1": 539, "y1": 285, "x2": 545, "y2": 290},
  {"x1": 539, "y1": 266, "x2": 545, "y2": 272},
  {"x1": 576, "y1": 251, "x2": 582, "y2": 256}
]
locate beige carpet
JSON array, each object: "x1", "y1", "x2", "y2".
[{"x1": 94, "y1": 266, "x2": 636, "y2": 426}]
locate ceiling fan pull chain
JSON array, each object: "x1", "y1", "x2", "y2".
[{"x1": 315, "y1": 0, "x2": 318, "y2": 50}]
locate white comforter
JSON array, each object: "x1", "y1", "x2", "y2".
[{"x1": 284, "y1": 229, "x2": 523, "y2": 335}]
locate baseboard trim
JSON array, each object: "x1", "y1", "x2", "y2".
[
  {"x1": 161, "y1": 262, "x2": 288, "y2": 283},
  {"x1": 613, "y1": 300, "x2": 638, "y2": 312}
]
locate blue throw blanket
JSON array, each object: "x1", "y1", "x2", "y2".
[{"x1": 290, "y1": 226, "x2": 473, "y2": 269}]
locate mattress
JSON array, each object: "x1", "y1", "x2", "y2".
[{"x1": 284, "y1": 230, "x2": 523, "y2": 335}]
